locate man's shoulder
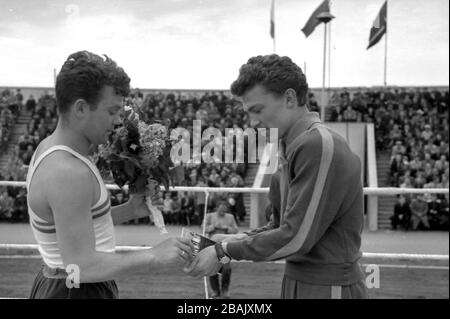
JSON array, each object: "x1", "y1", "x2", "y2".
[
  {"x1": 34, "y1": 151, "x2": 94, "y2": 189},
  {"x1": 290, "y1": 128, "x2": 330, "y2": 159},
  {"x1": 41, "y1": 151, "x2": 89, "y2": 172}
]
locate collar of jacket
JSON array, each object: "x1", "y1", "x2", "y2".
[{"x1": 280, "y1": 111, "x2": 322, "y2": 159}]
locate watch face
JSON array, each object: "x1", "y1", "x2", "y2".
[{"x1": 220, "y1": 256, "x2": 230, "y2": 264}]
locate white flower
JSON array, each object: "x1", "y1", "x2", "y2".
[{"x1": 130, "y1": 144, "x2": 138, "y2": 151}]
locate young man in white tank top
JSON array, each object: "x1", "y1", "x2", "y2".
[{"x1": 27, "y1": 51, "x2": 192, "y2": 299}]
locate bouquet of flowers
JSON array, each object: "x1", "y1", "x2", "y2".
[{"x1": 95, "y1": 104, "x2": 183, "y2": 233}]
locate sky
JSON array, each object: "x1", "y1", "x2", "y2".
[{"x1": 0, "y1": 0, "x2": 448, "y2": 90}]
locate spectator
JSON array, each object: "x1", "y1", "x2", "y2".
[
  {"x1": 195, "y1": 178, "x2": 207, "y2": 222},
  {"x1": 21, "y1": 144, "x2": 35, "y2": 165},
  {"x1": 409, "y1": 155, "x2": 423, "y2": 175},
  {"x1": 421, "y1": 124, "x2": 433, "y2": 142},
  {"x1": 391, "y1": 195, "x2": 411, "y2": 230},
  {"x1": 26, "y1": 95, "x2": 36, "y2": 112},
  {"x1": 435, "y1": 155, "x2": 448, "y2": 174},
  {"x1": 12, "y1": 188, "x2": 27, "y2": 222},
  {"x1": 390, "y1": 154, "x2": 406, "y2": 186},
  {"x1": 111, "y1": 192, "x2": 127, "y2": 206},
  {"x1": 179, "y1": 191, "x2": 196, "y2": 225},
  {"x1": 162, "y1": 192, "x2": 174, "y2": 225},
  {"x1": 423, "y1": 139, "x2": 439, "y2": 160},
  {"x1": 410, "y1": 194, "x2": 431, "y2": 230},
  {"x1": 170, "y1": 194, "x2": 182, "y2": 225},
  {"x1": 203, "y1": 201, "x2": 238, "y2": 298},
  {"x1": 391, "y1": 140, "x2": 406, "y2": 157},
  {"x1": 414, "y1": 172, "x2": 427, "y2": 189},
  {"x1": 0, "y1": 190, "x2": 14, "y2": 221},
  {"x1": 342, "y1": 106, "x2": 358, "y2": 122},
  {"x1": 18, "y1": 131, "x2": 33, "y2": 154},
  {"x1": 228, "y1": 175, "x2": 246, "y2": 223}
]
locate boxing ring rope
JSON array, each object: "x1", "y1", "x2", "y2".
[
  {"x1": 1, "y1": 180, "x2": 449, "y2": 195},
  {"x1": 1, "y1": 243, "x2": 448, "y2": 261}
]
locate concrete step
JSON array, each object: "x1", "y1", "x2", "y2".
[
  {"x1": 241, "y1": 163, "x2": 260, "y2": 227},
  {"x1": 376, "y1": 151, "x2": 397, "y2": 229},
  {"x1": 17, "y1": 119, "x2": 31, "y2": 125}
]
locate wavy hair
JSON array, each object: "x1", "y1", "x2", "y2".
[
  {"x1": 230, "y1": 54, "x2": 308, "y2": 106},
  {"x1": 55, "y1": 51, "x2": 130, "y2": 114}
]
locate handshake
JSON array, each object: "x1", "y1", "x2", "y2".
[{"x1": 150, "y1": 232, "x2": 248, "y2": 278}]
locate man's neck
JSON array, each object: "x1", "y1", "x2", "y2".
[
  {"x1": 52, "y1": 119, "x2": 91, "y2": 156},
  {"x1": 281, "y1": 106, "x2": 309, "y2": 141}
]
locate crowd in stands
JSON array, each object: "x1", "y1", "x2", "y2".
[
  {"x1": 328, "y1": 87, "x2": 449, "y2": 230},
  {"x1": 0, "y1": 89, "x2": 21, "y2": 153},
  {"x1": 0, "y1": 89, "x2": 26, "y2": 222},
  {"x1": 1, "y1": 89, "x2": 249, "y2": 225},
  {"x1": 1, "y1": 87, "x2": 448, "y2": 230}
]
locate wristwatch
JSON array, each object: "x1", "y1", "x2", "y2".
[{"x1": 214, "y1": 242, "x2": 231, "y2": 264}]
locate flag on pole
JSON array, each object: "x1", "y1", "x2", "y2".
[
  {"x1": 270, "y1": 0, "x2": 275, "y2": 39},
  {"x1": 301, "y1": 0, "x2": 330, "y2": 38},
  {"x1": 367, "y1": 1, "x2": 387, "y2": 49}
]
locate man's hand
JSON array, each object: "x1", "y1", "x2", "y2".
[
  {"x1": 150, "y1": 237, "x2": 193, "y2": 268},
  {"x1": 183, "y1": 246, "x2": 222, "y2": 279},
  {"x1": 211, "y1": 233, "x2": 248, "y2": 243}
]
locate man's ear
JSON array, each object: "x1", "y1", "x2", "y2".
[
  {"x1": 284, "y1": 89, "x2": 298, "y2": 109},
  {"x1": 73, "y1": 99, "x2": 90, "y2": 119}
]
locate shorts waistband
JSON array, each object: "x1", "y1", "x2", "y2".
[{"x1": 284, "y1": 260, "x2": 364, "y2": 286}]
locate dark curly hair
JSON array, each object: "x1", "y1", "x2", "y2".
[
  {"x1": 230, "y1": 54, "x2": 308, "y2": 106},
  {"x1": 55, "y1": 50, "x2": 130, "y2": 114}
]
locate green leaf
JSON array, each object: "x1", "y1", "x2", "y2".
[
  {"x1": 131, "y1": 175, "x2": 148, "y2": 194},
  {"x1": 118, "y1": 153, "x2": 143, "y2": 169},
  {"x1": 124, "y1": 161, "x2": 135, "y2": 179},
  {"x1": 120, "y1": 138, "x2": 128, "y2": 153}
]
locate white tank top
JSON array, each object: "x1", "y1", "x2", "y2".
[{"x1": 26, "y1": 145, "x2": 116, "y2": 269}]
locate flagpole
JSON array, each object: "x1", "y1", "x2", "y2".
[
  {"x1": 327, "y1": 21, "x2": 332, "y2": 96},
  {"x1": 317, "y1": 12, "x2": 334, "y2": 123},
  {"x1": 384, "y1": 1, "x2": 388, "y2": 87},
  {"x1": 321, "y1": 23, "x2": 327, "y2": 122},
  {"x1": 271, "y1": 0, "x2": 276, "y2": 53},
  {"x1": 384, "y1": 28, "x2": 387, "y2": 86}
]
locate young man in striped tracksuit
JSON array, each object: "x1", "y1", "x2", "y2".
[{"x1": 185, "y1": 54, "x2": 368, "y2": 299}]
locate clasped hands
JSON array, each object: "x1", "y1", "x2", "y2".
[
  {"x1": 182, "y1": 233, "x2": 248, "y2": 279},
  {"x1": 151, "y1": 233, "x2": 248, "y2": 277}
]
